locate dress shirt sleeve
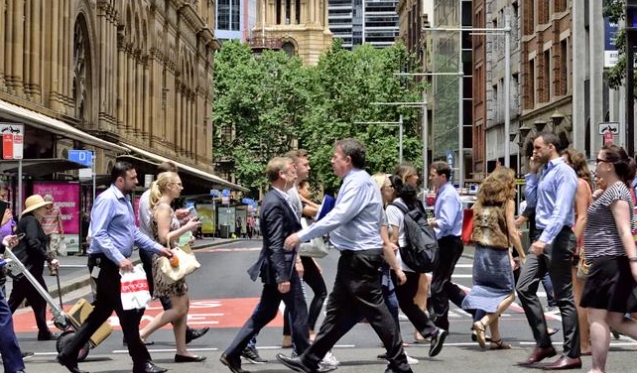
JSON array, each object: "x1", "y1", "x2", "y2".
[
  {"x1": 90, "y1": 195, "x2": 126, "y2": 265},
  {"x1": 134, "y1": 228, "x2": 163, "y2": 254},
  {"x1": 538, "y1": 168, "x2": 577, "y2": 244},
  {"x1": 525, "y1": 174, "x2": 539, "y2": 208},
  {"x1": 297, "y1": 180, "x2": 369, "y2": 242}
]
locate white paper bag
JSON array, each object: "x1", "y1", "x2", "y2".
[{"x1": 120, "y1": 264, "x2": 151, "y2": 310}]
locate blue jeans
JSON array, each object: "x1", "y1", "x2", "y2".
[{"x1": 0, "y1": 283, "x2": 24, "y2": 373}]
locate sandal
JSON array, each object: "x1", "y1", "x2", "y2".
[
  {"x1": 472, "y1": 321, "x2": 487, "y2": 349},
  {"x1": 489, "y1": 339, "x2": 511, "y2": 350}
]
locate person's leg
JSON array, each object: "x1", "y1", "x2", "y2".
[
  {"x1": 24, "y1": 272, "x2": 53, "y2": 337},
  {"x1": 301, "y1": 256, "x2": 327, "y2": 336},
  {"x1": 542, "y1": 273, "x2": 557, "y2": 308},
  {"x1": 572, "y1": 267, "x2": 590, "y2": 354},
  {"x1": 587, "y1": 308, "x2": 610, "y2": 373},
  {"x1": 140, "y1": 295, "x2": 184, "y2": 340},
  {"x1": 393, "y1": 271, "x2": 437, "y2": 338},
  {"x1": 282, "y1": 273, "x2": 310, "y2": 355},
  {"x1": 282, "y1": 308, "x2": 292, "y2": 347},
  {"x1": 7, "y1": 276, "x2": 27, "y2": 313},
  {"x1": 171, "y1": 294, "x2": 191, "y2": 356},
  {"x1": 413, "y1": 274, "x2": 429, "y2": 341},
  {"x1": 431, "y1": 237, "x2": 465, "y2": 330},
  {"x1": 0, "y1": 288, "x2": 24, "y2": 373},
  {"x1": 516, "y1": 251, "x2": 551, "y2": 348},
  {"x1": 118, "y1": 307, "x2": 152, "y2": 369}
]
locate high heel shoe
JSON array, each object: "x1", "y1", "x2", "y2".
[{"x1": 174, "y1": 354, "x2": 207, "y2": 363}]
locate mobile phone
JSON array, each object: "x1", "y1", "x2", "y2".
[{"x1": 16, "y1": 233, "x2": 25, "y2": 241}]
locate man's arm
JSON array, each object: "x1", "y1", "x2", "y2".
[
  {"x1": 538, "y1": 169, "x2": 578, "y2": 244},
  {"x1": 263, "y1": 203, "x2": 292, "y2": 284},
  {"x1": 433, "y1": 191, "x2": 461, "y2": 234},
  {"x1": 56, "y1": 209, "x2": 64, "y2": 235},
  {"x1": 524, "y1": 174, "x2": 539, "y2": 208},
  {"x1": 90, "y1": 196, "x2": 126, "y2": 265},
  {"x1": 134, "y1": 227, "x2": 163, "y2": 254}
]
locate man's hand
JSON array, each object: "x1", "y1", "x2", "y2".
[
  {"x1": 427, "y1": 218, "x2": 438, "y2": 228},
  {"x1": 175, "y1": 208, "x2": 190, "y2": 220},
  {"x1": 530, "y1": 240, "x2": 546, "y2": 257},
  {"x1": 157, "y1": 247, "x2": 173, "y2": 258},
  {"x1": 118, "y1": 258, "x2": 134, "y2": 272},
  {"x1": 284, "y1": 233, "x2": 300, "y2": 251},
  {"x1": 394, "y1": 269, "x2": 407, "y2": 285},
  {"x1": 529, "y1": 156, "x2": 541, "y2": 174},
  {"x1": 278, "y1": 281, "x2": 291, "y2": 294}
]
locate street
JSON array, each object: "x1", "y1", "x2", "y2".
[{"x1": 10, "y1": 239, "x2": 637, "y2": 373}]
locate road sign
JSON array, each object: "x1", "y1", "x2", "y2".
[
  {"x1": 598, "y1": 121, "x2": 619, "y2": 135},
  {"x1": 1, "y1": 123, "x2": 24, "y2": 160},
  {"x1": 222, "y1": 189, "x2": 231, "y2": 197},
  {"x1": 210, "y1": 189, "x2": 220, "y2": 197},
  {"x1": 68, "y1": 149, "x2": 93, "y2": 167},
  {"x1": 603, "y1": 130, "x2": 614, "y2": 145}
]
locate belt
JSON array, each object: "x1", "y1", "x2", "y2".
[{"x1": 339, "y1": 248, "x2": 382, "y2": 256}]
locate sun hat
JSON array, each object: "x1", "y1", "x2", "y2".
[{"x1": 21, "y1": 194, "x2": 52, "y2": 217}]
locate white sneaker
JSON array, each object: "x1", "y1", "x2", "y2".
[
  {"x1": 321, "y1": 351, "x2": 340, "y2": 367},
  {"x1": 406, "y1": 352, "x2": 419, "y2": 365}
]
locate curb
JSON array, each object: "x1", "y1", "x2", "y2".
[{"x1": 50, "y1": 239, "x2": 248, "y2": 300}]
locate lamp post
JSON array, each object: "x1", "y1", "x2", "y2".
[{"x1": 354, "y1": 115, "x2": 404, "y2": 163}]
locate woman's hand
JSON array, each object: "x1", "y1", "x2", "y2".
[
  {"x1": 1, "y1": 208, "x2": 12, "y2": 226},
  {"x1": 184, "y1": 217, "x2": 202, "y2": 231},
  {"x1": 394, "y1": 269, "x2": 407, "y2": 285}
]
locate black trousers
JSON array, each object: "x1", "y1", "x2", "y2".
[
  {"x1": 283, "y1": 256, "x2": 328, "y2": 334},
  {"x1": 224, "y1": 272, "x2": 309, "y2": 358},
  {"x1": 58, "y1": 254, "x2": 151, "y2": 369},
  {"x1": 300, "y1": 249, "x2": 411, "y2": 373},
  {"x1": 430, "y1": 235, "x2": 466, "y2": 330},
  {"x1": 516, "y1": 227, "x2": 580, "y2": 358},
  {"x1": 392, "y1": 271, "x2": 437, "y2": 338},
  {"x1": 8, "y1": 265, "x2": 50, "y2": 335}
]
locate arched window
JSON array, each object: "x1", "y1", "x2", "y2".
[{"x1": 73, "y1": 15, "x2": 92, "y2": 126}]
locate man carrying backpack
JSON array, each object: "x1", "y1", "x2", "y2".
[{"x1": 427, "y1": 161, "x2": 466, "y2": 331}]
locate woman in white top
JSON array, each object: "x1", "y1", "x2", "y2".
[{"x1": 386, "y1": 175, "x2": 447, "y2": 358}]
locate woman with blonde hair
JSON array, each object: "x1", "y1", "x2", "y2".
[
  {"x1": 139, "y1": 172, "x2": 204, "y2": 362},
  {"x1": 561, "y1": 148, "x2": 593, "y2": 355},
  {"x1": 462, "y1": 167, "x2": 526, "y2": 349}
]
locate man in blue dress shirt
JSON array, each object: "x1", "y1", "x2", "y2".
[
  {"x1": 427, "y1": 161, "x2": 466, "y2": 332},
  {"x1": 57, "y1": 162, "x2": 172, "y2": 373},
  {"x1": 277, "y1": 138, "x2": 412, "y2": 373},
  {"x1": 516, "y1": 132, "x2": 581, "y2": 370}
]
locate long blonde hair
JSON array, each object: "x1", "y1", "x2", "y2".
[
  {"x1": 474, "y1": 167, "x2": 515, "y2": 212},
  {"x1": 149, "y1": 171, "x2": 178, "y2": 210}
]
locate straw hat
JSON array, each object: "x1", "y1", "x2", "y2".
[{"x1": 21, "y1": 194, "x2": 52, "y2": 217}]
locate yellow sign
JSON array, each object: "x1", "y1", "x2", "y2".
[
  {"x1": 197, "y1": 204, "x2": 216, "y2": 234},
  {"x1": 515, "y1": 178, "x2": 526, "y2": 186}
]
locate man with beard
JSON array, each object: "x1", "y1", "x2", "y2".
[{"x1": 57, "y1": 162, "x2": 173, "y2": 373}]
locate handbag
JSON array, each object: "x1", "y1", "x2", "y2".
[
  {"x1": 461, "y1": 208, "x2": 474, "y2": 245},
  {"x1": 159, "y1": 246, "x2": 201, "y2": 284},
  {"x1": 298, "y1": 218, "x2": 330, "y2": 258},
  {"x1": 120, "y1": 264, "x2": 152, "y2": 310},
  {"x1": 576, "y1": 246, "x2": 590, "y2": 279}
]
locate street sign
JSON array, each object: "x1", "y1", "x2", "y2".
[
  {"x1": 598, "y1": 121, "x2": 619, "y2": 135},
  {"x1": 68, "y1": 150, "x2": 93, "y2": 167},
  {"x1": 603, "y1": 131, "x2": 614, "y2": 145},
  {"x1": 210, "y1": 189, "x2": 220, "y2": 197},
  {"x1": 1, "y1": 123, "x2": 24, "y2": 160},
  {"x1": 79, "y1": 168, "x2": 93, "y2": 179},
  {"x1": 222, "y1": 189, "x2": 231, "y2": 197}
]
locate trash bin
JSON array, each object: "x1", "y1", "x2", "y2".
[{"x1": 220, "y1": 224, "x2": 230, "y2": 239}]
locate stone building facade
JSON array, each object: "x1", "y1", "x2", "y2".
[{"x1": 0, "y1": 0, "x2": 242, "y2": 193}]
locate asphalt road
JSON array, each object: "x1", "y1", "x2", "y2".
[{"x1": 11, "y1": 239, "x2": 637, "y2": 373}]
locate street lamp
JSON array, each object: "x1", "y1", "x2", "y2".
[
  {"x1": 354, "y1": 115, "x2": 404, "y2": 163},
  {"x1": 534, "y1": 120, "x2": 548, "y2": 133}
]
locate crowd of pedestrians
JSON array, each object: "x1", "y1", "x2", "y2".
[{"x1": 3, "y1": 134, "x2": 637, "y2": 373}]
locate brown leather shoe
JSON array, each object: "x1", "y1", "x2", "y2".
[
  {"x1": 517, "y1": 346, "x2": 557, "y2": 366},
  {"x1": 542, "y1": 355, "x2": 582, "y2": 370}
]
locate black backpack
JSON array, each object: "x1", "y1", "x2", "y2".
[{"x1": 391, "y1": 200, "x2": 439, "y2": 273}]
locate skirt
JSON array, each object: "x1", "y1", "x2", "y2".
[
  {"x1": 152, "y1": 255, "x2": 188, "y2": 298},
  {"x1": 462, "y1": 245, "x2": 515, "y2": 313},
  {"x1": 580, "y1": 256, "x2": 637, "y2": 313}
]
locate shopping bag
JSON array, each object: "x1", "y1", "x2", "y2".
[
  {"x1": 461, "y1": 208, "x2": 474, "y2": 245},
  {"x1": 159, "y1": 247, "x2": 201, "y2": 284},
  {"x1": 120, "y1": 264, "x2": 151, "y2": 310},
  {"x1": 298, "y1": 218, "x2": 330, "y2": 258}
]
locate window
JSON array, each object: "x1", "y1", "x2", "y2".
[
  {"x1": 217, "y1": 0, "x2": 241, "y2": 31},
  {"x1": 559, "y1": 39, "x2": 568, "y2": 96},
  {"x1": 231, "y1": 0, "x2": 240, "y2": 30},
  {"x1": 527, "y1": 59, "x2": 535, "y2": 109},
  {"x1": 523, "y1": 0, "x2": 534, "y2": 36},
  {"x1": 541, "y1": 50, "x2": 550, "y2": 102}
]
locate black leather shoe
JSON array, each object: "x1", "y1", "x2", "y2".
[
  {"x1": 220, "y1": 353, "x2": 248, "y2": 373},
  {"x1": 123, "y1": 338, "x2": 154, "y2": 346},
  {"x1": 174, "y1": 354, "x2": 207, "y2": 363},
  {"x1": 429, "y1": 328, "x2": 448, "y2": 357},
  {"x1": 276, "y1": 353, "x2": 313, "y2": 373},
  {"x1": 57, "y1": 355, "x2": 89, "y2": 373},
  {"x1": 38, "y1": 332, "x2": 59, "y2": 341},
  {"x1": 518, "y1": 346, "x2": 557, "y2": 366},
  {"x1": 185, "y1": 327, "x2": 210, "y2": 344},
  {"x1": 542, "y1": 355, "x2": 582, "y2": 370},
  {"x1": 13, "y1": 370, "x2": 26, "y2": 373},
  {"x1": 132, "y1": 361, "x2": 167, "y2": 373}
]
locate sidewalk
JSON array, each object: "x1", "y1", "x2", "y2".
[{"x1": 5, "y1": 237, "x2": 246, "y2": 301}]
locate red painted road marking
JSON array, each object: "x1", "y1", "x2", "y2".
[
  {"x1": 12, "y1": 297, "x2": 283, "y2": 333},
  {"x1": 197, "y1": 247, "x2": 261, "y2": 253}
]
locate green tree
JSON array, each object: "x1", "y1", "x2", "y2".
[{"x1": 604, "y1": 0, "x2": 628, "y2": 90}]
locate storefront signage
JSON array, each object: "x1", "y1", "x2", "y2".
[{"x1": 1, "y1": 123, "x2": 24, "y2": 160}]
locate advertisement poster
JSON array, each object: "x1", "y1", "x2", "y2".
[
  {"x1": 32, "y1": 182, "x2": 81, "y2": 253},
  {"x1": 197, "y1": 203, "x2": 216, "y2": 235}
]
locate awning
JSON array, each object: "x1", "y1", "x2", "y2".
[
  {"x1": 0, "y1": 99, "x2": 127, "y2": 152},
  {"x1": 0, "y1": 158, "x2": 87, "y2": 176},
  {"x1": 120, "y1": 143, "x2": 248, "y2": 192}
]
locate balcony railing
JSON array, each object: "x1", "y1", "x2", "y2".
[{"x1": 247, "y1": 36, "x2": 283, "y2": 50}]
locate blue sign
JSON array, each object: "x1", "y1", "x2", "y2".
[
  {"x1": 242, "y1": 198, "x2": 253, "y2": 205},
  {"x1": 221, "y1": 189, "x2": 231, "y2": 197},
  {"x1": 210, "y1": 189, "x2": 220, "y2": 197},
  {"x1": 605, "y1": 18, "x2": 620, "y2": 67},
  {"x1": 68, "y1": 150, "x2": 93, "y2": 167}
]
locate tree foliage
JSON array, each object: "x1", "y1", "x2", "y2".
[
  {"x1": 213, "y1": 40, "x2": 425, "y2": 196},
  {"x1": 604, "y1": 0, "x2": 627, "y2": 89}
]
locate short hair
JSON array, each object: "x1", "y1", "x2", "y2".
[
  {"x1": 335, "y1": 138, "x2": 366, "y2": 169},
  {"x1": 536, "y1": 132, "x2": 562, "y2": 152},
  {"x1": 158, "y1": 161, "x2": 178, "y2": 174},
  {"x1": 561, "y1": 148, "x2": 592, "y2": 186},
  {"x1": 430, "y1": 161, "x2": 451, "y2": 180},
  {"x1": 285, "y1": 149, "x2": 309, "y2": 165},
  {"x1": 0, "y1": 180, "x2": 7, "y2": 191},
  {"x1": 44, "y1": 194, "x2": 54, "y2": 202},
  {"x1": 110, "y1": 161, "x2": 135, "y2": 184},
  {"x1": 393, "y1": 162, "x2": 418, "y2": 182},
  {"x1": 265, "y1": 157, "x2": 293, "y2": 182}
]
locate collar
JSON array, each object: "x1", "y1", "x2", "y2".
[
  {"x1": 110, "y1": 184, "x2": 128, "y2": 201},
  {"x1": 543, "y1": 156, "x2": 565, "y2": 172},
  {"x1": 273, "y1": 187, "x2": 290, "y2": 201}
]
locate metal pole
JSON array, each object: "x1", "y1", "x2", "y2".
[
  {"x1": 17, "y1": 159, "x2": 22, "y2": 215},
  {"x1": 458, "y1": 73, "x2": 464, "y2": 188},
  {"x1": 504, "y1": 14, "x2": 511, "y2": 168},
  {"x1": 92, "y1": 151, "x2": 96, "y2": 204},
  {"x1": 627, "y1": 32, "x2": 635, "y2": 156},
  {"x1": 422, "y1": 90, "x2": 428, "y2": 191},
  {"x1": 399, "y1": 115, "x2": 403, "y2": 163}
]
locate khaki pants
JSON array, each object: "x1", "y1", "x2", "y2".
[{"x1": 48, "y1": 233, "x2": 67, "y2": 256}]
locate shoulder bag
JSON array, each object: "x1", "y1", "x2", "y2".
[
  {"x1": 158, "y1": 243, "x2": 201, "y2": 284},
  {"x1": 298, "y1": 217, "x2": 330, "y2": 258}
]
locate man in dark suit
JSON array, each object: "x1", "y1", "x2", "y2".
[{"x1": 220, "y1": 156, "x2": 310, "y2": 373}]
